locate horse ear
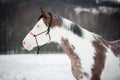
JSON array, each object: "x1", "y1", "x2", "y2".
[{"x1": 40, "y1": 8, "x2": 50, "y2": 18}]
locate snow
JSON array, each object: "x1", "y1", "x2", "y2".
[
  {"x1": 74, "y1": 6, "x2": 117, "y2": 15},
  {"x1": 74, "y1": 7, "x2": 99, "y2": 14},
  {"x1": 114, "y1": 0, "x2": 120, "y2": 3},
  {"x1": 0, "y1": 53, "x2": 75, "y2": 80},
  {"x1": 116, "y1": 0, "x2": 120, "y2": 2},
  {"x1": 74, "y1": 7, "x2": 90, "y2": 14}
]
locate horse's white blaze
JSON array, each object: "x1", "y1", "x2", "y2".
[
  {"x1": 31, "y1": 19, "x2": 48, "y2": 34},
  {"x1": 22, "y1": 18, "x2": 49, "y2": 50},
  {"x1": 101, "y1": 48, "x2": 120, "y2": 80},
  {"x1": 22, "y1": 34, "x2": 36, "y2": 50}
]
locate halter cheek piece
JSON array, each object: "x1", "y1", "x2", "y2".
[{"x1": 29, "y1": 13, "x2": 53, "y2": 54}]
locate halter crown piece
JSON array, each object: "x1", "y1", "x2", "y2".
[{"x1": 29, "y1": 13, "x2": 53, "y2": 54}]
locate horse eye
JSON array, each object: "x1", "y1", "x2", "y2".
[{"x1": 37, "y1": 25, "x2": 39, "y2": 27}]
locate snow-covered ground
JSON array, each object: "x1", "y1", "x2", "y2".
[{"x1": 0, "y1": 53, "x2": 75, "y2": 80}]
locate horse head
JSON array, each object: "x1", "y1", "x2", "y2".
[{"x1": 22, "y1": 8, "x2": 61, "y2": 51}]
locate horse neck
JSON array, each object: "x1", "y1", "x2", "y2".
[{"x1": 51, "y1": 18, "x2": 96, "y2": 44}]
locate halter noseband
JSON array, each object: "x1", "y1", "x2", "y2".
[{"x1": 29, "y1": 13, "x2": 53, "y2": 54}]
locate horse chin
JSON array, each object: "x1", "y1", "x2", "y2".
[
  {"x1": 27, "y1": 47, "x2": 33, "y2": 51},
  {"x1": 23, "y1": 45, "x2": 34, "y2": 51}
]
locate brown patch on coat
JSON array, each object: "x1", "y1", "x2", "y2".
[
  {"x1": 61, "y1": 38, "x2": 88, "y2": 80},
  {"x1": 91, "y1": 38, "x2": 107, "y2": 80},
  {"x1": 109, "y1": 40, "x2": 120, "y2": 57},
  {"x1": 40, "y1": 8, "x2": 61, "y2": 27},
  {"x1": 43, "y1": 14, "x2": 61, "y2": 28}
]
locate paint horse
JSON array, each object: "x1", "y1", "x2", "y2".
[{"x1": 22, "y1": 8, "x2": 120, "y2": 80}]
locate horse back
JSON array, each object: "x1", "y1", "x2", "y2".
[{"x1": 99, "y1": 39, "x2": 120, "y2": 80}]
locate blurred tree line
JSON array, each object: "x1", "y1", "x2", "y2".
[{"x1": 0, "y1": 0, "x2": 120, "y2": 54}]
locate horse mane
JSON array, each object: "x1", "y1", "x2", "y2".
[
  {"x1": 58, "y1": 16, "x2": 105, "y2": 41},
  {"x1": 66, "y1": 23, "x2": 83, "y2": 37},
  {"x1": 60, "y1": 17, "x2": 83, "y2": 37}
]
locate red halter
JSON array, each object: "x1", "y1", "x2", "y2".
[
  {"x1": 28, "y1": 29, "x2": 51, "y2": 54},
  {"x1": 29, "y1": 32, "x2": 35, "y2": 36}
]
